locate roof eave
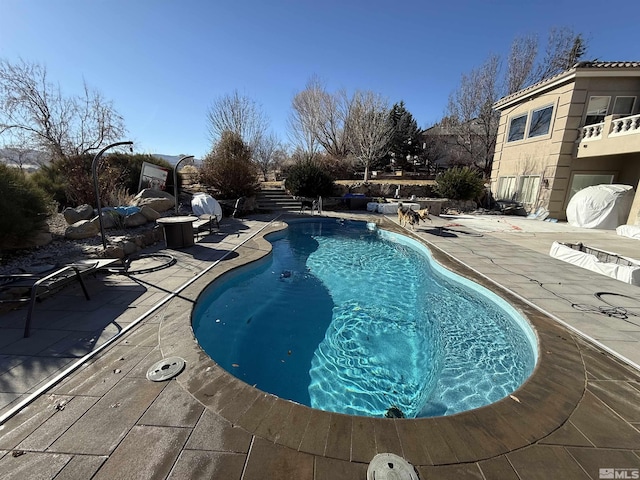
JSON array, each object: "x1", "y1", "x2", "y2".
[
  {"x1": 493, "y1": 70, "x2": 577, "y2": 111},
  {"x1": 494, "y1": 65, "x2": 640, "y2": 111}
]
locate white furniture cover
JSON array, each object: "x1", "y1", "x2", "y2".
[
  {"x1": 191, "y1": 193, "x2": 223, "y2": 222},
  {"x1": 566, "y1": 184, "x2": 635, "y2": 229},
  {"x1": 367, "y1": 202, "x2": 421, "y2": 214},
  {"x1": 549, "y1": 241, "x2": 640, "y2": 286},
  {"x1": 616, "y1": 224, "x2": 640, "y2": 240}
]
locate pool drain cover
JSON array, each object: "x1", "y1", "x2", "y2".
[
  {"x1": 146, "y1": 357, "x2": 186, "y2": 382},
  {"x1": 367, "y1": 453, "x2": 418, "y2": 480}
]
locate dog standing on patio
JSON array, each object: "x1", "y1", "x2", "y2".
[
  {"x1": 299, "y1": 198, "x2": 318, "y2": 215},
  {"x1": 416, "y1": 206, "x2": 431, "y2": 224},
  {"x1": 397, "y1": 203, "x2": 420, "y2": 230},
  {"x1": 398, "y1": 204, "x2": 431, "y2": 230}
]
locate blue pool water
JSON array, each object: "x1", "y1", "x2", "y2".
[{"x1": 192, "y1": 219, "x2": 537, "y2": 418}]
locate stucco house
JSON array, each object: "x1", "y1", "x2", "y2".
[{"x1": 490, "y1": 61, "x2": 640, "y2": 224}]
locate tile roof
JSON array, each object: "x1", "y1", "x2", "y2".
[
  {"x1": 494, "y1": 60, "x2": 640, "y2": 109},
  {"x1": 574, "y1": 61, "x2": 640, "y2": 68}
]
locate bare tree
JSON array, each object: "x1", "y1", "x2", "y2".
[
  {"x1": 207, "y1": 90, "x2": 268, "y2": 151},
  {"x1": 506, "y1": 34, "x2": 538, "y2": 95},
  {"x1": 288, "y1": 86, "x2": 322, "y2": 161},
  {"x1": 253, "y1": 133, "x2": 282, "y2": 180},
  {"x1": 288, "y1": 76, "x2": 352, "y2": 161},
  {"x1": 534, "y1": 28, "x2": 587, "y2": 81},
  {"x1": 348, "y1": 91, "x2": 392, "y2": 182},
  {"x1": 446, "y1": 56, "x2": 501, "y2": 176},
  {"x1": 443, "y1": 27, "x2": 588, "y2": 177},
  {"x1": 0, "y1": 58, "x2": 126, "y2": 160}
]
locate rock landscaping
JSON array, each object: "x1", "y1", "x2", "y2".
[{"x1": 0, "y1": 188, "x2": 176, "y2": 274}]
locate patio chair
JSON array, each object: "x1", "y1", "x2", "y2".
[
  {"x1": 0, "y1": 259, "x2": 120, "y2": 337},
  {"x1": 193, "y1": 214, "x2": 220, "y2": 239},
  {"x1": 191, "y1": 193, "x2": 223, "y2": 239}
]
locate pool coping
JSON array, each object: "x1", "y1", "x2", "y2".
[{"x1": 158, "y1": 216, "x2": 586, "y2": 466}]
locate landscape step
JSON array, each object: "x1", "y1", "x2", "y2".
[{"x1": 256, "y1": 189, "x2": 302, "y2": 211}]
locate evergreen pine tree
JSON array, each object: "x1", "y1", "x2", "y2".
[{"x1": 385, "y1": 101, "x2": 423, "y2": 171}]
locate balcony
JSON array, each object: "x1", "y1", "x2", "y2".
[{"x1": 576, "y1": 113, "x2": 640, "y2": 158}]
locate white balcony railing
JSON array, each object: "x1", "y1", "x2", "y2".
[
  {"x1": 610, "y1": 113, "x2": 640, "y2": 137},
  {"x1": 581, "y1": 122, "x2": 604, "y2": 140},
  {"x1": 577, "y1": 113, "x2": 640, "y2": 158}
]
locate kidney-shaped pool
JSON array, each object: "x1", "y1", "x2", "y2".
[{"x1": 192, "y1": 218, "x2": 538, "y2": 418}]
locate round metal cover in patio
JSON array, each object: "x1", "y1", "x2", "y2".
[
  {"x1": 367, "y1": 453, "x2": 418, "y2": 480},
  {"x1": 146, "y1": 356, "x2": 186, "y2": 382}
]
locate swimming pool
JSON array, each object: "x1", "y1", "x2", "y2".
[{"x1": 192, "y1": 218, "x2": 537, "y2": 418}]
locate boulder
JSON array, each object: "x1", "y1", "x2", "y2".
[
  {"x1": 124, "y1": 212, "x2": 148, "y2": 228},
  {"x1": 105, "y1": 244, "x2": 125, "y2": 259},
  {"x1": 92, "y1": 212, "x2": 118, "y2": 230},
  {"x1": 139, "y1": 205, "x2": 160, "y2": 221},
  {"x1": 122, "y1": 240, "x2": 138, "y2": 255},
  {"x1": 131, "y1": 189, "x2": 175, "y2": 212},
  {"x1": 65, "y1": 220, "x2": 99, "y2": 240},
  {"x1": 63, "y1": 204, "x2": 94, "y2": 225}
]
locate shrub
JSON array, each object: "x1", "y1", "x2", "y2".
[
  {"x1": 317, "y1": 153, "x2": 355, "y2": 180},
  {"x1": 0, "y1": 165, "x2": 51, "y2": 249},
  {"x1": 435, "y1": 166, "x2": 485, "y2": 200},
  {"x1": 106, "y1": 153, "x2": 176, "y2": 196},
  {"x1": 284, "y1": 160, "x2": 335, "y2": 198},
  {"x1": 200, "y1": 131, "x2": 259, "y2": 199},
  {"x1": 31, "y1": 153, "x2": 176, "y2": 208},
  {"x1": 31, "y1": 161, "x2": 68, "y2": 209}
]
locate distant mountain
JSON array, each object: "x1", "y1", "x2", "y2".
[
  {"x1": 0, "y1": 148, "x2": 50, "y2": 171},
  {"x1": 151, "y1": 154, "x2": 201, "y2": 167}
]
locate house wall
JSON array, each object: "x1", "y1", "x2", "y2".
[
  {"x1": 491, "y1": 80, "x2": 576, "y2": 217},
  {"x1": 492, "y1": 72, "x2": 640, "y2": 221}
]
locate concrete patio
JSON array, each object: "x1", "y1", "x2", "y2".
[{"x1": 0, "y1": 211, "x2": 639, "y2": 479}]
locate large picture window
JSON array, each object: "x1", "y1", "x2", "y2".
[
  {"x1": 507, "y1": 114, "x2": 527, "y2": 142},
  {"x1": 507, "y1": 104, "x2": 555, "y2": 143},
  {"x1": 568, "y1": 173, "x2": 614, "y2": 200},
  {"x1": 527, "y1": 106, "x2": 553, "y2": 138}
]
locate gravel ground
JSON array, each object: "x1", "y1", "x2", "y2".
[{"x1": 0, "y1": 212, "x2": 155, "y2": 275}]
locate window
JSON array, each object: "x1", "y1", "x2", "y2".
[
  {"x1": 528, "y1": 106, "x2": 553, "y2": 138},
  {"x1": 507, "y1": 105, "x2": 555, "y2": 142},
  {"x1": 496, "y1": 176, "x2": 517, "y2": 200},
  {"x1": 508, "y1": 114, "x2": 527, "y2": 142},
  {"x1": 613, "y1": 96, "x2": 636, "y2": 116},
  {"x1": 518, "y1": 175, "x2": 540, "y2": 204},
  {"x1": 585, "y1": 96, "x2": 610, "y2": 125},
  {"x1": 568, "y1": 173, "x2": 614, "y2": 201}
]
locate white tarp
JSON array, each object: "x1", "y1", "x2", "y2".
[
  {"x1": 191, "y1": 193, "x2": 222, "y2": 222},
  {"x1": 368, "y1": 202, "x2": 421, "y2": 214},
  {"x1": 549, "y1": 241, "x2": 640, "y2": 286},
  {"x1": 617, "y1": 225, "x2": 640, "y2": 240},
  {"x1": 566, "y1": 184, "x2": 635, "y2": 229}
]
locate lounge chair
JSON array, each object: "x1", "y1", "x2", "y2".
[
  {"x1": 191, "y1": 193, "x2": 223, "y2": 239},
  {"x1": 0, "y1": 259, "x2": 120, "y2": 337}
]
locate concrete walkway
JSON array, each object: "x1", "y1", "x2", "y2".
[
  {"x1": 420, "y1": 213, "x2": 640, "y2": 368},
  {"x1": 0, "y1": 212, "x2": 639, "y2": 479}
]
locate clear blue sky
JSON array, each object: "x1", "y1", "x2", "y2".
[{"x1": 1, "y1": 0, "x2": 638, "y2": 159}]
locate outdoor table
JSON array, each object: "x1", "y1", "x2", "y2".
[{"x1": 156, "y1": 216, "x2": 198, "y2": 248}]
